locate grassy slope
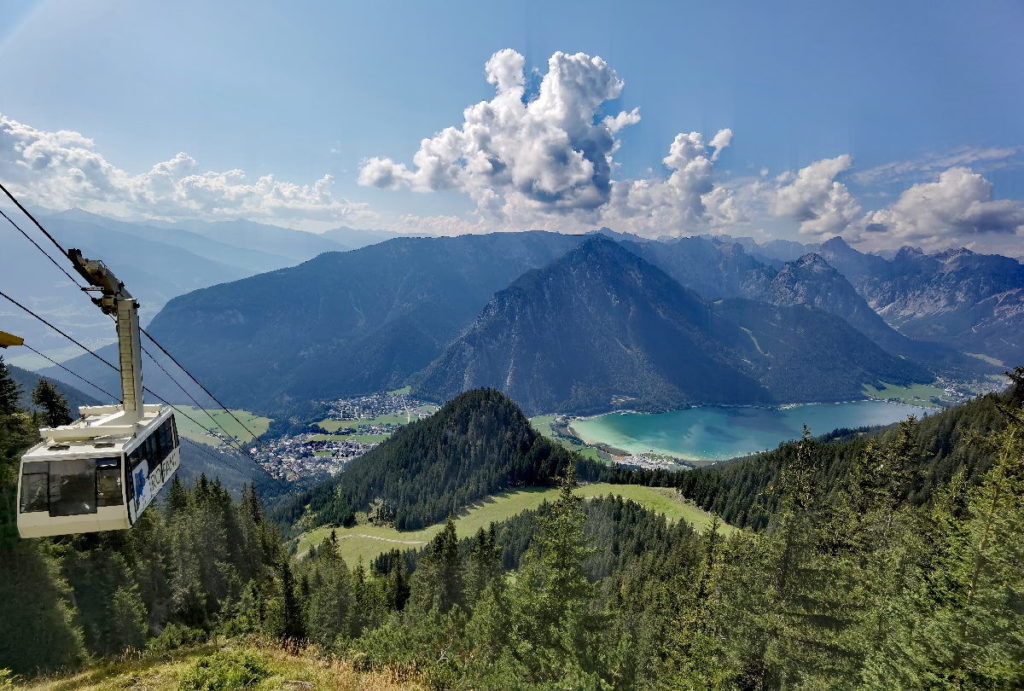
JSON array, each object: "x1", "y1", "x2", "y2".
[
  {"x1": 529, "y1": 414, "x2": 605, "y2": 463},
  {"x1": 295, "y1": 483, "x2": 733, "y2": 564},
  {"x1": 22, "y1": 640, "x2": 418, "y2": 690},
  {"x1": 175, "y1": 407, "x2": 272, "y2": 447},
  {"x1": 863, "y1": 381, "x2": 946, "y2": 407}
]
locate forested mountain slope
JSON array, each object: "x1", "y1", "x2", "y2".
[
  {"x1": 418, "y1": 237, "x2": 929, "y2": 414},
  {"x1": 275, "y1": 389, "x2": 586, "y2": 531},
  {"x1": 176, "y1": 437, "x2": 281, "y2": 497},
  {"x1": 7, "y1": 363, "x2": 99, "y2": 411},
  {"x1": 3, "y1": 359, "x2": 1022, "y2": 687},
  {"x1": 50, "y1": 232, "x2": 583, "y2": 413},
  {"x1": 675, "y1": 370, "x2": 1023, "y2": 529}
]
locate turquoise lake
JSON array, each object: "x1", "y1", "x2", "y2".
[{"x1": 571, "y1": 400, "x2": 935, "y2": 460}]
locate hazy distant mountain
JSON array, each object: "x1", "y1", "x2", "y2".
[
  {"x1": 730, "y1": 236, "x2": 812, "y2": 264},
  {"x1": 147, "y1": 217, "x2": 348, "y2": 263},
  {"x1": 47, "y1": 210, "x2": 291, "y2": 275},
  {"x1": 48, "y1": 232, "x2": 584, "y2": 413},
  {"x1": 417, "y1": 237, "x2": 927, "y2": 415},
  {"x1": 3, "y1": 214, "x2": 255, "y2": 364},
  {"x1": 4, "y1": 209, "x2": 358, "y2": 367},
  {"x1": 320, "y1": 225, "x2": 407, "y2": 249},
  {"x1": 617, "y1": 237, "x2": 983, "y2": 375},
  {"x1": 819, "y1": 237, "x2": 1024, "y2": 366},
  {"x1": 750, "y1": 252, "x2": 979, "y2": 373}
]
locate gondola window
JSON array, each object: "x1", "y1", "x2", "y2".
[{"x1": 48, "y1": 458, "x2": 96, "y2": 517}]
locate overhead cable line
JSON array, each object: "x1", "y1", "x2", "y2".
[
  {"x1": 0, "y1": 181, "x2": 265, "y2": 450},
  {"x1": 0, "y1": 208, "x2": 86, "y2": 289},
  {"x1": 0, "y1": 180, "x2": 70, "y2": 258},
  {"x1": 143, "y1": 385, "x2": 254, "y2": 460},
  {"x1": 141, "y1": 343, "x2": 254, "y2": 457},
  {"x1": 140, "y1": 327, "x2": 263, "y2": 443},
  {"x1": 0, "y1": 288, "x2": 119, "y2": 372},
  {"x1": 22, "y1": 342, "x2": 119, "y2": 400},
  {"x1": 1, "y1": 284, "x2": 256, "y2": 462}
]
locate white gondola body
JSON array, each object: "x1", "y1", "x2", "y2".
[{"x1": 17, "y1": 404, "x2": 180, "y2": 538}]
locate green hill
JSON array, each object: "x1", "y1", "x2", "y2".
[{"x1": 275, "y1": 388, "x2": 586, "y2": 531}]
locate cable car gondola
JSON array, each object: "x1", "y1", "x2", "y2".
[{"x1": 16, "y1": 250, "x2": 179, "y2": 538}]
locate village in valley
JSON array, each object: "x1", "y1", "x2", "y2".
[{"x1": 251, "y1": 390, "x2": 438, "y2": 481}]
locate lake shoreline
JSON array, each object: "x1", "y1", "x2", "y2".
[{"x1": 568, "y1": 399, "x2": 936, "y2": 462}]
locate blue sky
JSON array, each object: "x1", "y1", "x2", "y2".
[{"x1": 1, "y1": 0, "x2": 1023, "y2": 253}]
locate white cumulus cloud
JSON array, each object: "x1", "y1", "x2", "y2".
[
  {"x1": 359, "y1": 49, "x2": 642, "y2": 218},
  {"x1": 857, "y1": 167, "x2": 1024, "y2": 251},
  {"x1": 772, "y1": 154, "x2": 861, "y2": 237},
  {"x1": 359, "y1": 48, "x2": 743, "y2": 237},
  {"x1": 602, "y1": 128, "x2": 736, "y2": 235},
  {"x1": 0, "y1": 114, "x2": 369, "y2": 227}
]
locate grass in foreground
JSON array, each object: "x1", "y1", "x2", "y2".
[
  {"x1": 295, "y1": 483, "x2": 733, "y2": 563},
  {"x1": 22, "y1": 639, "x2": 419, "y2": 691},
  {"x1": 174, "y1": 407, "x2": 272, "y2": 447}
]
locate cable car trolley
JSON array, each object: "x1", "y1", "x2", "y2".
[{"x1": 16, "y1": 250, "x2": 180, "y2": 538}]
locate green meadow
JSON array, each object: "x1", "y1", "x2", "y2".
[
  {"x1": 863, "y1": 381, "x2": 946, "y2": 407},
  {"x1": 295, "y1": 483, "x2": 733, "y2": 564},
  {"x1": 530, "y1": 414, "x2": 606, "y2": 462},
  {"x1": 174, "y1": 407, "x2": 272, "y2": 447}
]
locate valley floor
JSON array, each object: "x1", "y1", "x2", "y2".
[{"x1": 294, "y1": 483, "x2": 732, "y2": 563}]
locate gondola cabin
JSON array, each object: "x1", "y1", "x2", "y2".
[
  {"x1": 17, "y1": 404, "x2": 180, "y2": 538},
  {"x1": 16, "y1": 249, "x2": 181, "y2": 538}
]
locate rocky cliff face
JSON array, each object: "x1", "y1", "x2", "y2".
[
  {"x1": 819, "y1": 238, "x2": 1024, "y2": 365},
  {"x1": 416, "y1": 237, "x2": 929, "y2": 415}
]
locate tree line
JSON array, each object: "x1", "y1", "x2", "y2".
[{"x1": 2, "y1": 357, "x2": 1023, "y2": 687}]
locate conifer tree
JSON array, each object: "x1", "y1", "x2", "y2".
[
  {"x1": 508, "y1": 464, "x2": 603, "y2": 684},
  {"x1": 0, "y1": 358, "x2": 19, "y2": 417},
  {"x1": 384, "y1": 557, "x2": 410, "y2": 612},
  {"x1": 885, "y1": 419, "x2": 1024, "y2": 688},
  {"x1": 305, "y1": 537, "x2": 353, "y2": 646},
  {"x1": 410, "y1": 519, "x2": 464, "y2": 614},
  {"x1": 31, "y1": 380, "x2": 71, "y2": 428},
  {"x1": 278, "y1": 558, "x2": 305, "y2": 641},
  {"x1": 165, "y1": 476, "x2": 188, "y2": 516},
  {"x1": 465, "y1": 526, "x2": 503, "y2": 606}
]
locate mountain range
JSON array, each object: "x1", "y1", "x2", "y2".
[
  {"x1": 44, "y1": 231, "x2": 583, "y2": 411},
  {"x1": 415, "y1": 238, "x2": 928, "y2": 414},
  {"x1": 2, "y1": 208, "x2": 403, "y2": 367},
  {"x1": 29, "y1": 212, "x2": 1021, "y2": 417},
  {"x1": 818, "y1": 237, "x2": 1024, "y2": 365}
]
